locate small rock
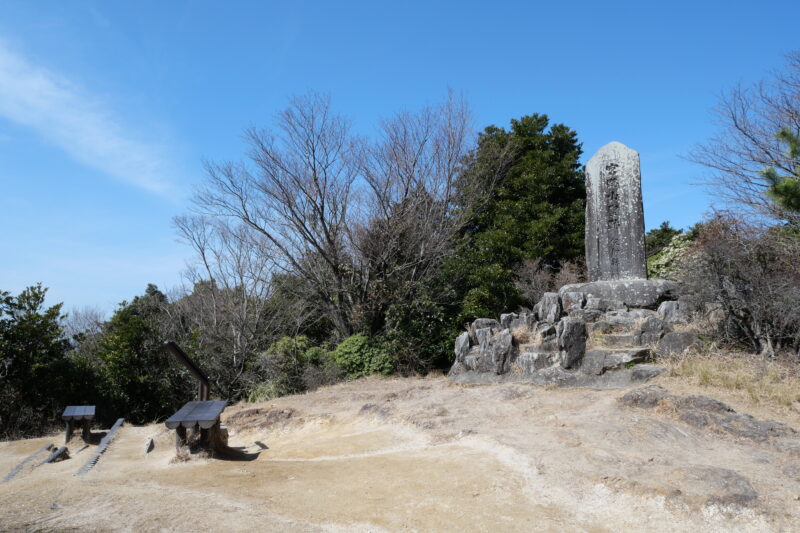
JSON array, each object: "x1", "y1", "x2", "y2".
[
  {"x1": 630, "y1": 364, "x2": 665, "y2": 381},
  {"x1": 667, "y1": 465, "x2": 758, "y2": 507},
  {"x1": 561, "y1": 291, "x2": 585, "y2": 312},
  {"x1": 619, "y1": 385, "x2": 671, "y2": 408},
  {"x1": 537, "y1": 292, "x2": 562, "y2": 323},
  {"x1": 557, "y1": 317, "x2": 586, "y2": 369},
  {"x1": 658, "y1": 301, "x2": 689, "y2": 324},
  {"x1": 454, "y1": 332, "x2": 471, "y2": 362},
  {"x1": 657, "y1": 332, "x2": 699, "y2": 356},
  {"x1": 501, "y1": 312, "x2": 536, "y2": 332},
  {"x1": 580, "y1": 349, "x2": 607, "y2": 375},
  {"x1": 500, "y1": 313, "x2": 517, "y2": 329},
  {"x1": 569, "y1": 309, "x2": 603, "y2": 322},
  {"x1": 472, "y1": 318, "x2": 500, "y2": 331}
]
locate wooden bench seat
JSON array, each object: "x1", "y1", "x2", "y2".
[{"x1": 165, "y1": 400, "x2": 227, "y2": 451}]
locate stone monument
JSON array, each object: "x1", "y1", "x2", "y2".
[
  {"x1": 447, "y1": 141, "x2": 685, "y2": 386},
  {"x1": 560, "y1": 141, "x2": 677, "y2": 308},
  {"x1": 585, "y1": 141, "x2": 647, "y2": 281}
]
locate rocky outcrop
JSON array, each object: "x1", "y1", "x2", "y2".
[
  {"x1": 448, "y1": 285, "x2": 692, "y2": 387},
  {"x1": 621, "y1": 385, "x2": 799, "y2": 453}
]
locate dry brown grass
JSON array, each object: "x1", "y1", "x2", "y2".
[
  {"x1": 511, "y1": 326, "x2": 531, "y2": 344},
  {"x1": 657, "y1": 347, "x2": 800, "y2": 411}
]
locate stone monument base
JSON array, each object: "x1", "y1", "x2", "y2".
[
  {"x1": 447, "y1": 278, "x2": 695, "y2": 388},
  {"x1": 559, "y1": 279, "x2": 678, "y2": 310}
]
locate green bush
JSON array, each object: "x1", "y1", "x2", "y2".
[
  {"x1": 246, "y1": 380, "x2": 283, "y2": 403},
  {"x1": 331, "y1": 334, "x2": 393, "y2": 379},
  {"x1": 262, "y1": 336, "x2": 311, "y2": 397},
  {"x1": 647, "y1": 233, "x2": 693, "y2": 280}
]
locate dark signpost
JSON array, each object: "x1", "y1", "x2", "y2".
[{"x1": 163, "y1": 341, "x2": 210, "y2": 401}]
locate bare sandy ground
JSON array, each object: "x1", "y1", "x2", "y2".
[{"x1": 1, "y1": 375, "x2": 799, "y2": 532}]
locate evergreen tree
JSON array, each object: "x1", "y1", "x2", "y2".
[
  {"x1": 0, "y1": 285, "x2": 83, "y2": 437},
  {"x1": 645, "y1": 221, "x2": 682, "y2": 258},
  {"x1": 93, "y1": 284, "x2": 188, "y2": 423},
  {"x1": 447, "y1": 114, "x2": 584, "y2": 322},
  {"x1": 762, "y1": 127, "x2": 800, "y2": 214}
]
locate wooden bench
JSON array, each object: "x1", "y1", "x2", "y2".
[
  {"x1": 165, "y1": 400, "x2": 228, "y2": 451},
  {"x1": 62, "y1": 406, "x2": 95, "y2": 443}
]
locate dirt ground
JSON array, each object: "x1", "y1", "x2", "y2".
[{"x1": 1, "y1": 374, "x2": 799, "y2": 532}]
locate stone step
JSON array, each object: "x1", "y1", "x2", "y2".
[
  {"x1": 590, "y1": 333, "x2": 642, "y2": 348},
  {"x1": 515, "y1": 350, "x2": 559, "y2": 373},
  {"x1": 580, "y1": 347, "x2": 650, "y2": 376},
  {"x1": 521, "y1": 340, "x2": 559, "y2": 353}
]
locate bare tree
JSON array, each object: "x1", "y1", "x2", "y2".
[
  {"x1": 63, "y1": 306, "x2": 106, "y2": 342},
  {"x1": 691, "y1": 51, "x2": 800, "y2": 225},
  {"x1": 167, "y1": 215, "x2": 283, "y2": 398},
  {"x1": 353, "y1": 91, "x2": 476, "y2": 330},
  {"x1": 679, "y1": 214, "x2": 800, "y2": 357},
  {"x1": 188, "y1": 91, "x2": 480, "y2": 340},
  {"x1": 192, "y1": 92, "x2": 361, "y2": 337}
]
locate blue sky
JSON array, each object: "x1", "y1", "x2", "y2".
[{"x1": 1, "y1": 1, "x2": 798, "y2": 314}]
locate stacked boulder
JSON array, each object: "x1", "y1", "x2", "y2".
[{"x1": 449, "y1": 281, "x2": 695, "y2": 386}]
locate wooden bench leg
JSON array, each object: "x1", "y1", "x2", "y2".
[
  {"x1": 81, "y1": 419, "x2": 91, "y2": 442},
  {"x1": 175, "y1": 426, "x2": 187, "y2": 451},
  {"x1": 65, "y1": 420, "x2": 74, "y2": 443}
]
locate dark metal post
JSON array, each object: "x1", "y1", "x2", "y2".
[
  {"x1": 163, "y1": 341, "x2": 211, "y2": 401},
  {"x1": 175, "y1": 426, "x2": 187, "y2": 451},
  {"x1": 81, "y1": 419, "x2": 91, "y2": 442}
]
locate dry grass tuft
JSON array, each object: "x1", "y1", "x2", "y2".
[
  {"x1": 657, "y1": 347, "x2": 800, "y2": 411},
  {"x1": 655, "y1": 398, "x2": 678, "y2": 416},
  {"x1": 511, "y1": 326, "x2": 531, "y2": 345}
]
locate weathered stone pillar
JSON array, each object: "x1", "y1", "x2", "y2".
[{"x1": 585, "y1": 141, "x2": 647, "y2": 281}]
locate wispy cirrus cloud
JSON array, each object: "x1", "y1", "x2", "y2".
[{"x1": 0, "y1": 40, "x2": 176, "y2": 196}]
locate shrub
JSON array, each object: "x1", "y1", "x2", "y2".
[
  {"x1": 246, "y1": 380, "x2": 283, "y2": 403},
  {"x1": 301, "y1": 345, "x2": 343, "y2": 390},
  {"x1": 514, "y1": 258, "x2": 585, "y2": 307},
  {"x1": 679, "y1": 215, "x2": 800, "y2": 357},
  {"x1": 258, "y1": 336, "x2": 311, "y2": 397},
  {"x1": 331, "y1": 334, "x2": 393, "y2": 379},
  {"x1": 647, "y1": 233, "x2": 693, "y2": 280}
]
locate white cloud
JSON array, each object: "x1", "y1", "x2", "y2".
[{"x1": 0, "y1": 41, "x2": 176, "y2": 195}]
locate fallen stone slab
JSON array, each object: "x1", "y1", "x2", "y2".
[{"x1": 37, "y1": 446, "x2": 70, "y2": 466}]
